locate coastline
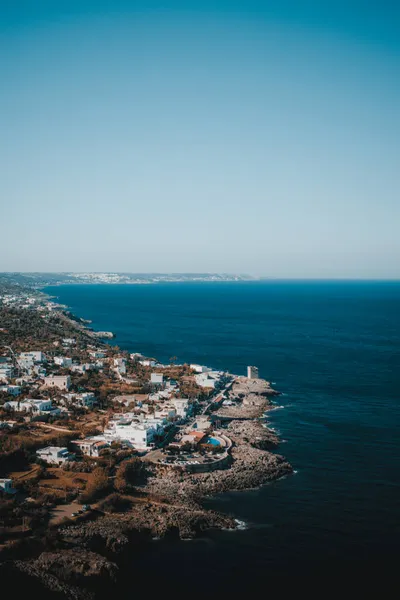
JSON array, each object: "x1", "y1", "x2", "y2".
[{"x1": 1, "y1": 286, "x2": 293, "y2": 599}]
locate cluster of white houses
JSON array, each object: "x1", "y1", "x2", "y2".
[
  {"x1": 3, "y1": 398, "x2": 61, "y2": 416},
  {"x1": 1, "y1": 335, "x2": 261, "y2": 463}
]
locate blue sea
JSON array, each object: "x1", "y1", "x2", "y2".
[{"x1": 45, "y1": 281, "x2": 400, "y2": 593}]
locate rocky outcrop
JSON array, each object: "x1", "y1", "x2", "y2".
[
  {"x1": 144, "y1": 418, "x2": 292, "y2": 502},
  {"x1": 214, "y1": 377, "x2": 280, "y2": 419},
  {"x1": 59, "y1": 502, "x2": 235, "y2": 546},
  {"x1": 13, "y1": 549, "x2": 117, "y2": 600}
]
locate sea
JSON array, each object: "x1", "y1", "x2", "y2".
[{"x1": 44, "y1": 281, "x2": 400, "y2": 594}]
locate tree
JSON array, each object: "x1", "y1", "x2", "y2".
[
  {"x1": 114, "y1": 457, "x2": 142, "y2": 492},
  {"x1": 81, "y1": 467, "x2": 109, "y2": 503}
]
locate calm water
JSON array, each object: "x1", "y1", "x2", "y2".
[{"x1": 45, "y1": 281, "x2": 400, "y2": 592}]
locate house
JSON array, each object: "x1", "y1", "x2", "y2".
[
  {"x1": 112, "y1": 394, "x2": 139, "y2": 407},
  {"x1": 0, "y1": 365, "x2": 13, "y2": 381},
  {"x1": 0, "y1": 478, "x2": 16, "y2": 495},
  {"x1": 114, "y1": 358, "x2": 127, "y2": 375},
  {"x1": 33, "y1": 364, "x2": 46, "y2": 376},
  {"x1": 139, "y1": 359, "x2": 156, "y2": 367},
  {"x1": 0, "y1": 385, "x2": 21, "y2": 396},
  {"x1": 104, "y1": 415, "x2": 164, "y2": 450},
  {"x1": 89, "y1": 350, "x2": 106, "y2": 359},
  {"x1": 130, "y1": 353, "x2": 144, "y2": 360},
  {"x1": 70, "y1": 363, "x2": 99, "y2": 374},
  {"x1": 70, "y1": 364, "x2": 86, "y2": 374},
  {"x1": 191, "y1": 416, "x2": 212, "y2": 432},
  {"x1": 180, "y1": 431, "x2": 206, "y2": 448},
  {"x1": 171, "y1": 398, "x2": 193, "y2": 419},
  {"x1": 54, "y1": 356, "x2": 73, "y2": 367},
  {"x1": 77, "y1": 392, "x2": 96, "y2": 407},
  {"x1": 62, "y1": 338, "x2": 76, "y2": 346},
  {"x1": 62, "y1": 392, "x2": 96, "y2": 408},
  {"x1": 166, "y1": 378, "x2": 178, "y2": 390},
  {"x1": 0, "y1": 420, "x2": 17, "y2": 429},
  {"x1": 195, "y1": 373, "x2": 216, "y2": 388},
  {"x1": 190, "y1": 364, "x2": 210, "y2": 373},
  {"x1": 36, "y1": 446, "x2": 75, "y2": 465},
  {"x1": 71, "y1": 438, "x2": 109, "y2": 457},
  {"x1": 15, "y1": 376, "x2": 34, "y2": 385},
  {"x1": 149, "y1": 390, "x2": 171, "y2": 402},
  {"x1": 44, "y1": 375, "x2": 71, "y2": 390},
  {"x1": 18, "y1": 357, "x2": 34, "y2": 373},
  {"x1": 4, "y1": 398, "x2": 60, "y2": 416},
  {"x1": 150, "y1": 373, "x2": 164, "y2": 385},
  {"x1": 19, "y1": 351, "x2": 45, "y2": 363},
  {"x1": 154, "y1": 406, "x2": 177, "y2": 421}
]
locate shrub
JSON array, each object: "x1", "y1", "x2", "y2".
[
  {"x1": 114, "y1": 457, "x2": 143, "y2": 492},
  {"x1": 80, "y1": 467, "x2": 110, "y2": 503},
  {"x1": 98, "y1": 493, "x2": 132, "y2": 513}
]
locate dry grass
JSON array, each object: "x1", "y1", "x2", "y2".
[{"x1": 38, "y1": 468, "x2": 93, "y2": 493}]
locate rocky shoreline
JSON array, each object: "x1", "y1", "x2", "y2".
[
  {"x1": 2, "y1": 378, "x2": 292, "y2": 598},
  {"x1": 144, "y1": 418, "x2": 291, "y2": 502}
]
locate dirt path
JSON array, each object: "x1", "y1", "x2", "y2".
[
  {"x1": 33, "y1": 423, "x2": 77, "y2": 434},
  {"x1": 49, "y1": 501, "x2": 82, "y2": 525}
]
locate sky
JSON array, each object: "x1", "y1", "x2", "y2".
[{"x1": 1, "y1": 1, "x2": 399, "y2": 277}]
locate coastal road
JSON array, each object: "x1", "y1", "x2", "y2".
[{"x1": 201, "y1": 378, "x2": 235, "y2": 415}]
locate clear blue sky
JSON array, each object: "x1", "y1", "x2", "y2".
[{"x1": 1, "y1": 1, "x2": 399, "y2": 277}]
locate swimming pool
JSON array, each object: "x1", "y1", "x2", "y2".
[{"x1": 204, "y1": 437, "x2": 221, "y2": 446}]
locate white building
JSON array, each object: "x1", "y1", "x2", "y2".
[
  {"x1": 154, "y1": 406, "x2": 176, "y2": 420},
  {"x1": 190, "y1": 364, "x2": 210, "y2": 373},
  {"x1": 54, "y1": 356, "x2": 73, "y2": 367},
  {"x1": 62, "y1": 338, "x2": 76, "y2": 346},
  {"x1": 104, "y1": 415, "x2": 164, "y2": 450},
  {"x1": 130, "y1": 353, "x2": 144, "y2": 360},
  {"x1": 171, "y1": 398, "x2": 192, "y2": 419},
  {"x1": 44, "y1": 375, "x2": 71, "y2": 390},
  {"x1": 139, "y1": 359, "x2": 156, "y2": 367},
  {"x1": 70, "y1": 364, "x2": 87, "y2": 374},
  {"x1": 19, "y1": 351, "x2": 45, "y2": 363},
  {"x1": 165, "y1": 379, "x2": 179, "y2": 390},
  {"x1": 76, "y1": 392, "x2": 96, "y2": 407},
  {"x1": 0, "y1": 478, "x2": 16, "y2": 494},
  {"x1": 149, "y1": 389, "x2": 171, "y2": 402},
  {"x1": 36, "y1": 446, "x2": 75, "y2": 465},
  {"x1": 191, "y1": 416, "x2": 212, "y2": 432},
  {"x1": 195, "y1": 373, "x2": 216, "y2": 388},
  {"x1": 247, "y1": 366, "x2": 259, "y2": 379},
  {"x1": 0, "y1": 420, "x2": 17, "y2": 429},
  {"x1": 71, "y1": 437, "x2": 108, "y2": 457},
  {"x1": 4, "y1": 398, "x2": 59, "y2": 416},
  {"x1": 62, "y1": 392, "x2": 96, "y2": 408},
  {"x1": 114, "y1": 358, "x2": 127, "y2": 375},
  {"x1": 0, "y1": 365, "x2": 13, "y2": 381},
  {"x1": 0, "y1": 385, "x2": 21, "y2": 396},
  {"x1": 89, "y1": 350, "x2": 106, "y2": 359},
  {"x1": 18, "y1": 357, "x2": 34, "y2": 372},
  {"x1": 150, "y1": 373, "x2": 164, "y2": 385}
]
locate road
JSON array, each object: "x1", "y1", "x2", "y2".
[
  {"x1": 201, "y1": 377, "x2": 235, "y2": 415},
  {"x1": 49, "y1": 501, "x2": 82, "y2": 525}
]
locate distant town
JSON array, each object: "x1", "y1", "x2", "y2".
[
  {"x1": 0, "y1": 271, "x2": 258, "y2": 289},
  {"x1": 0, "y1": 274, "x2": 291, "y2": 598}
]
